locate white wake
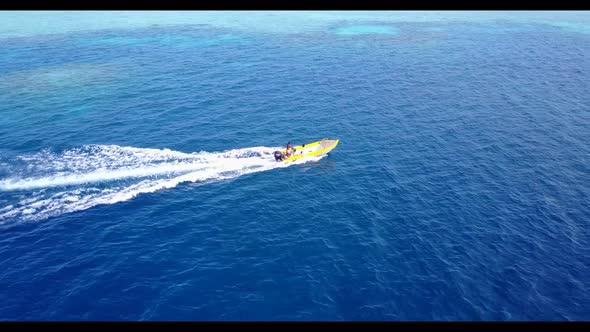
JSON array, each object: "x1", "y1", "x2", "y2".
[{"x1": 0, "y1": 144, "x2": 325, "y2": 223}]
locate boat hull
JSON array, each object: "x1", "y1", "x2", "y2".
[{"x1": 278, "y1": 139, "x2": 339, "y2": 162}]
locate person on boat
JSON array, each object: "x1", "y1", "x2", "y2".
[{"x1": 285, "y1": 142, "x2": 293, "y2": 157}]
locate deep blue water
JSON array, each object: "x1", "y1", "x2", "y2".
[{"x1": 1, "y1": 13, "x2": 590, "y2": 321}]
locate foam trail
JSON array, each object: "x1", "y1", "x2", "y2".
[{"x1": 0, "y1": 145, "x2": 326, "y2": 223}]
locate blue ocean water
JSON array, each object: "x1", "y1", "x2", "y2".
[{"x1": 0, "y1": 11, "x2": 589, "y2": 321}]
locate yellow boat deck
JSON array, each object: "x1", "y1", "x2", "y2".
[{"x1": 279, "y1": 139, "x2": 339, "y2": 162}]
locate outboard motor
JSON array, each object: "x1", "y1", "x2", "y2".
[{"x1": 274, "y1": 151, "x2": 284, "y2": 161}]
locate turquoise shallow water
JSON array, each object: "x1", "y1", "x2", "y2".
[
  {"x1": 0, "y1": 11, "x2": 589, "y2": 321},
  {"x1": 334, "y1": 25, "x2": 400, "y2": 35}
]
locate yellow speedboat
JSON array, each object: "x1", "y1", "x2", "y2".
[{"x1": 274, "y1": 139, "x2": 339, "y2": 162}]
